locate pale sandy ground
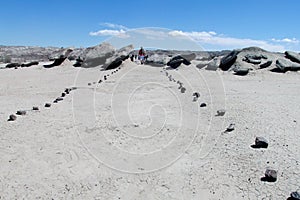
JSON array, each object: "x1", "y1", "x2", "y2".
[{"x1": 0, "y1": 61, "x2": 299, "y2": 199}]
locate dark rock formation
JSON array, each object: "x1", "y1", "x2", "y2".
[
  {"x1": 73, "y1": 57, "x2": 84, "y2": 67},
  {"x1": 21, "y1": 61, "x2": 39, "y2": 67},
  {"x1": 43, "y1": 56, "x2": 66, "y2": 68},
  {"x1": 104, "y1": 57, "x2": 123, "y2": 70},
  {"x1": 167, "y1": 54, "x2": 193, "y2": 69},
  {"x1": 276, "y1": 59, "x2": 300, "y2": 72},
  {"x1": 219, "y1": 50, "x2": 239, "y2": 71},
  {"x1": 259, "y1": 61, "x2": 272, "y2": 69},
  {"x1": 285, "y1": 51, "x2": 300, "y2": 64},
  {"x1": 6, "y1": 63, "x2": 20, "y2": 68}
]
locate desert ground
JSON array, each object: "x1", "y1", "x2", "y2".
[{"x1": 0, "y1": 53, "x2": 299, "y2": 199}]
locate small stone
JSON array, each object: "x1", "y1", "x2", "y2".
[
  {"x1": 65, "y1": 88, "x2": 71, "y2": 93},
  {"x1": 16, "y1": 110, "x2": 26, "y2": 115},
  {"x1": 291, "y1": 191, "x2": 300, "y2": 200},
  {"x1": 216, "y1": 109, "x2": 226, "y2": 116},
  {"x1": 193, "y1": 92, "x2": 200, "y2": 98},
  {"x1": 8, "y1": 114, "x2": 17, "y2": 121},
  {"x1": 56, "y1": 97, "x2": 63, "y2": 101},
  {"x1": 98, "y1": 80, "x2": 102, "y2": 83},
  {"x1": 200, "y1": 103, "x2": 207, "y2": 107},
  {"x1": 45, "y1": 103, "x2": 51, "y2": 107},
  {"x1": 263, "y1": 169, "x2": 277, "y2": 182},
  {"x1": 88, "y1": 83, "x2": 92, "y2": 86},
  {"x1": 253, "y1": 137, "x2": 268, "y2": 148},
  {"x1": 226, "y1": 123, "x2": 235, "y2": 132},
  {"x1": 181, "y1": 87, "x2": 186, "y2": 93},
  {"x1": 32, "y1": 106, "x2": 39, "y2": 111},
  {"x1": 61, "y1": 92, "x2": 66, "y2": 97}
]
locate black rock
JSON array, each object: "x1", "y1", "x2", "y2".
[
  {"x1": 32, "y1": 106, "x2": 39, "y2": 111},
  {"x1": 88, "y1": 83, "x2": 92, "y2": 86},
  {"x1": 167, "y1": 54, "x2": 192, "y2": 69},
  {"x1": 244, "y1": 57, "x2": 261, "y2": 64},
  {"x1": 44, "y1": 56, "x2": 66, "y2": 68},
  {"x1": 200, "y1": 103, "x2": 207, "y2": 107},
  {"x1": 16, "y1": 110, "x2": 26, "y2": 115},
  {"x1": 259, "y1": 61, "x2": 272, "y2": 69},
  {"x1": 61, "y1": 92, "x2": 66, "y2": 97},
  {"x1": 234, "y1": 68, "x2": 249, "y2": 76},
  {"x1": 45, "y1": 103, "x2": 51, "y2": 107},
  {"x1": 290, "y1": 191, "x2": 300, "y2": 200},
  {"x1": 219, "y1": 50, "x2": 239, "y2": 71},
  {"x1": 6, "y1": 63, "x2": 20, "y2": 68},
  {"x1": 225, "y1": 123, "x2": 235, "y2": 132},
  {"x1": 252, "y1": 137, "x2": 268, "y2": 148},
  {"x1": 285, "y1": 51, "x2": 300, "y2": 64},
  {"x1": 21, "y1": 61, "x2": 39, "y2": 67},
  {"x1": 64, "y1": 88, "x2": 71, "y2": 94},
  {"x1": 8, "y1": 114, "x2": 17, "y2": 121},
  {"x1": 104, "y1": 57, "x2": 123, "y2": 70},
  {"x1": 261, "y1": 169, "x2": 277, "y2": 182}
]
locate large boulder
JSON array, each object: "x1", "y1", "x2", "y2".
[
  {"x1": 6, "y1": 63, "x2": 20, "y2": 68},
  {"x1": 167, "y1": 53, "x2": 194, "y2": 69},
  {"x1": 219, "y1": 50, "x2": 239, "y2": 71},
  {"x1": 44, "y1": 56, "x2": 67, "y2": 68},
  {"x1": 259, "y1": 60, "x2": 272, "y2": 69},
  {"x1": 276, "y1": 58, "x2": 300, "y2": 72},
  {"x1": 21, "y1": 61, "x2": 39, "y2": 67},
  {"x1": 81, "y1": 43, "x2": 115, "y2": 68},
  {"x1": 285, "y1": 51, "x2": 300, "y2": 64},
  {"x1": 206, "y1": 57, "x2": 221, "y2": 71}
]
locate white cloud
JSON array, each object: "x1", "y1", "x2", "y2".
[
  {"x1": 169, "y1": 30, "x2": 286, "y2": 52},
  {"x1": 271, "y1": 38, "x2": 299, "y2": 44},
  {"x1": 89, "y1": 23, "x2": 299, "y2": 51},
  {"x1": 101, "y1": 22, "x2": 128, "y2": 30},
  {"x1": 89, "y1": 29, "x2": 129, "y2": 38}
]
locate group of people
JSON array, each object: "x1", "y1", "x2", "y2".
[{"x1": 130, "y1": 47, "x2": 148, "y2": 64}]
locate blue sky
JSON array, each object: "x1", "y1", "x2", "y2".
[{"x1": 1, "y1": 0, "x2": 299, "y2": 51}]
